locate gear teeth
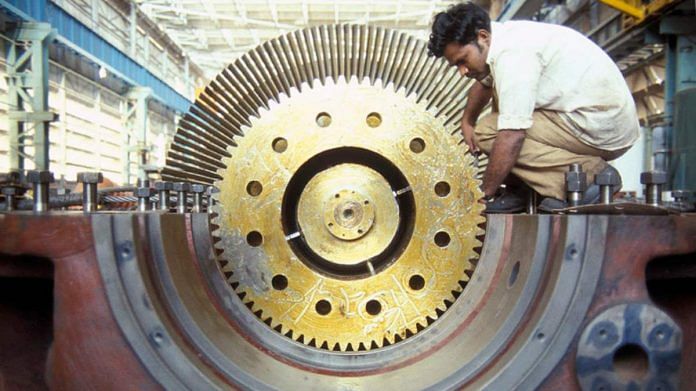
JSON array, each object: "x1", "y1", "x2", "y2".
[{"x1": 182, "y1": 25, "x2": 486, "y2": 352}]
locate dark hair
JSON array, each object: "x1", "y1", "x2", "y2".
[{"x1": 428, "y1": 2, "x2": 491, "y2": 57}]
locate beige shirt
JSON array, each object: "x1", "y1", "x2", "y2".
[{"x1": 486, "y1": 21, "x2": 640, "y2": 151}]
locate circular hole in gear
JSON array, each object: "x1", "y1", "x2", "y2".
[
  {"x1": 613, "y1": 343, "x2": 650, "y2": 382},
  {"x1": 271, "y1": 274, "x2": 288, "y2": 290},
  {"x1": 246, "y1": 231, "x2": 263, "y2": 247},
  {"x1": 409, "y1": 274, "x2": 426, "y2": 290},
  {"x1": 434, "y1": 231, "x2": 451, "y2": 247},
  {"x1": 316, "y1": 112, "x2": 332, "y2": 127},
  {"x1": 435, "y1": 181, "x2": 451, "y2": 197},
  {"x1": 315, "y1": 299, "x2": 332, "y2": 315},
  {"x1": 409, "y1": 138, "x2": 426, "y2": 153},
  {"x1": 272, "y1": 137, "x2": 288, "y2": 153},
  {"x1": 343, "y1": 209, "x2": 354, "y2": 219},
  {"x1": 366, "y1": 112, "x2": 382, "y2": 127},
  {"x1": 366, "y1": 300, "x2": 382, "y2": 316},
  {"x1": 246, "y1": 181, "x2": 263, "y2": 196}
]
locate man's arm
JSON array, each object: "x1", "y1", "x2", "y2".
[
  {"x1": 461, "y1": 81, "x2": 493, "y2": 153},
  {"x1": 481, "y1": 130, "x2": 526, "y2": 198}
]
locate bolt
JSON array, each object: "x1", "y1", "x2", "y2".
[
  {"x1": 172, "y1": 182, "x2": 191, "y2": 213},
  {"x1": 641, "y1": 171, "x2": 667, "y2": 206},
  {"x1": 595, "y1": 169, "x2": 620, "y2": 205},
  {"x1": 154, "y1": 181, "x2": 173, "y2": 211},
  {"x1": 672, "y1": 189, "x2": 691, "y2": 203},
  {"x1": 77, "y1": 172, "x2": 103, "y2": 212},
  {"x1": 27, "y1": 170, "x2": 54, "y2": 212},
  {"x1": 134, "y1": 187, "x2": 155, "y2": 212},
  {"x1": 207, "y1": 185, "x2": 219, "y2": 207},
  {"x1": 191, "y1": 183, "x2": 206, "y2": 213},
  {"x1": 565, "y1": 164, "x2": 587, "y2": 207},
  {"x1": 1, "y1": 186, "x2": 23, "y2": 211}
]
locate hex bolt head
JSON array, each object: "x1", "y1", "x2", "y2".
[
  {"x1": 77, "y1": 172, "x2": 104, "y2": 184},
  {"x1": 565, "y1": 171, "x2": 587, "y2": 192},
  {"x1": 1, "y1": 186, "x2": 21, "y2": 196},
  {"x1": 172, "y1": 182, "x2": 191, "y2": 192},
  {"x1": 134, "y1": 187, "x2": 156, "y2": 197},
  {"x1": 27, "y1": 170, "x2": 54, "y2": 184},
  {"x1": 595, "y1": 170, "x2": 620, "y2": 186},
  {"x1": 640, "y1": 171, "x2": 667, "y2": 185},
  {"x1": 672, "y1": 190, "x2": 692, "y2": 202},
  {"x1": 0, "y1": 171, "x2": 21, "y2": 185},
  {"x1": 154, "y1": 181, "x2": 173, "y2": 191},
  {"x1": 191, "y1": 184, "x2": 206, "y2": 193}
]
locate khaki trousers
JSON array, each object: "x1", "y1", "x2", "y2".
[{"x1": 474, "y1": 111, "x2": 629, "y2": 200}]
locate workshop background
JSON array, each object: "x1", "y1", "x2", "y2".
[{"x1": 0, "y1": 0, "x2": 694, "y2": 193}]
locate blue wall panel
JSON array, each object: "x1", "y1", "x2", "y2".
[{"x1": 2, "y1": 0, "x2": 192, "y2": 113}]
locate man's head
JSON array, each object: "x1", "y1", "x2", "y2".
[{"x1": 428, "y1": 2, "x2": 492, "y2": 81}]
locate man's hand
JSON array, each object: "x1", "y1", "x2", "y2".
[
  {"x1": 481, "y1": 130, "x2": 526, "y2": 197},
  {"x1": 460, "y1": 120, "x2": 479, "y2": 154}
]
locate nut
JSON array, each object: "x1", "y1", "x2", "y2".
[
  {"x1": 595, "y1": 170, "x2": 620, "y2": 186},
  {"x1": 1, "y1": 186, "x2": 23, "y2": 196},
  {"x1": 672, "y1": 190, "x2": 692, "y2": 201},
  {"x1": 26, "y1": 170, "x2": 54, "y2": 183},
  {"x1": 191, "y1": 183, "x2": 207, "y2": 193},
  {"x1": 134, "y1": 187, "x2": 155, "y2": 197},
  {"x1": 0, "y1": 171, "x2": 21, "y2": 185},
  {"x1": 172, "y1": 182, "x2": 191, "y2": 192},
  {"x1": 206, "y1": 185, "x2": 219, "y2": 196},
  {"x1": 640, "y1": 171, "x2": 667, "y2": 185},
  {"x1": 154, "y1": 181, "x2": 173, "y2": 191},
  {"x1": 565, "y1": 171, "x2": 587, "y2": 192},
  {"x1": 77, "y1": 172, "x2": 104, "y2": 184}
]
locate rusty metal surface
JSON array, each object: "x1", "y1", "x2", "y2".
[{"x1": 0, "y1": 213, "x2": 160, "y2": 390}]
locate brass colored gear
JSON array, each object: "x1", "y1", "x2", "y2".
[{"x1": 212, "y1": 78, "x2": 484, "y2": 351}]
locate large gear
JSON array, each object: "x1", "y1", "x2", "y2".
[
  {"x1": 211, "y1": 78, "x2": 484, "y2": 351},
  {"x1": 162, "y1": 25, "x2": 488, "y2": 352}
]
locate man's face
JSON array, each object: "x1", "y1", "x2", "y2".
[{"x1": 443, "y1": 30, "x2": 491, "y2": 80}]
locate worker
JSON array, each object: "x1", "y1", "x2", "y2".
[{"x1": 427, "y1": 2, "x2": 640, "y2": 212}]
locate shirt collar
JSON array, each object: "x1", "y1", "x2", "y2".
[{"x1": 486, "y1": 21, "x2": 502, "y2": 65}]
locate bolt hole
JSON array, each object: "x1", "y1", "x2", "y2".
[
  {"x1": 272, "y1": 137, "x2": 288, "y2": 153},
  {"x1": 600, "y1": 329, "x2": 607, "y2": 337},
  {"x1": 435, "y1": 181, "x2": 451, "y2": 197},
  {"x1": 613, "y1": 343, "x2": 649, "y2": 382},
  {"x1": 316, "y1": 299, "x2": 332, "y2": 315},
  {"x1": 151, "y1": 331, "x2": 164, "y2": 345},
  {"x1": 366, "y1": 300, "x2": 382, "y2": 316},
  {"x1": 246, "y1": 181, "x2": 263, "y2": 197},
  {"x1": 328, "y1": 222, "x2": 334, "y2": 227},
  {"x1": 409, "y1": 138, "x2": 426, "y2": 153},
  {"x1": 246, "y1": 231, "x2": 263, "y2": 247},
  {"x1": 335, "y1": 193, "x2": 340, "y2": 198},
  {"x1": 272, "y1": 274, "x2": 288, "y2": 290},
  {"x1": 366, "y1": 112, "x2": 382, "y2": 127},
  {"x1": 508, "y1": 261, "x2": 520, "y2": 287},
  {"x1": 364, "y1": 200, "x2": 369, "y2": 204},
  {"x1": 409, "y1": 275, "x2": 425, "y2": 290},
  {"x1": 434, "y1": 231, "x2": 450, "y2": 247},
  {"x1": 536, "y1": 332, "x2": 545, "y2": 340},
  {"x1": 316, "y1": 112, "x2": 332, "y2": 127},
  {"x1": 357, "y1": 229, "x2": 364, "y2": 234}
]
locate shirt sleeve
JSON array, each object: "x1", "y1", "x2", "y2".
[{"x1": 492, "y1": 49, "x2": 543, "y2": 130}]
